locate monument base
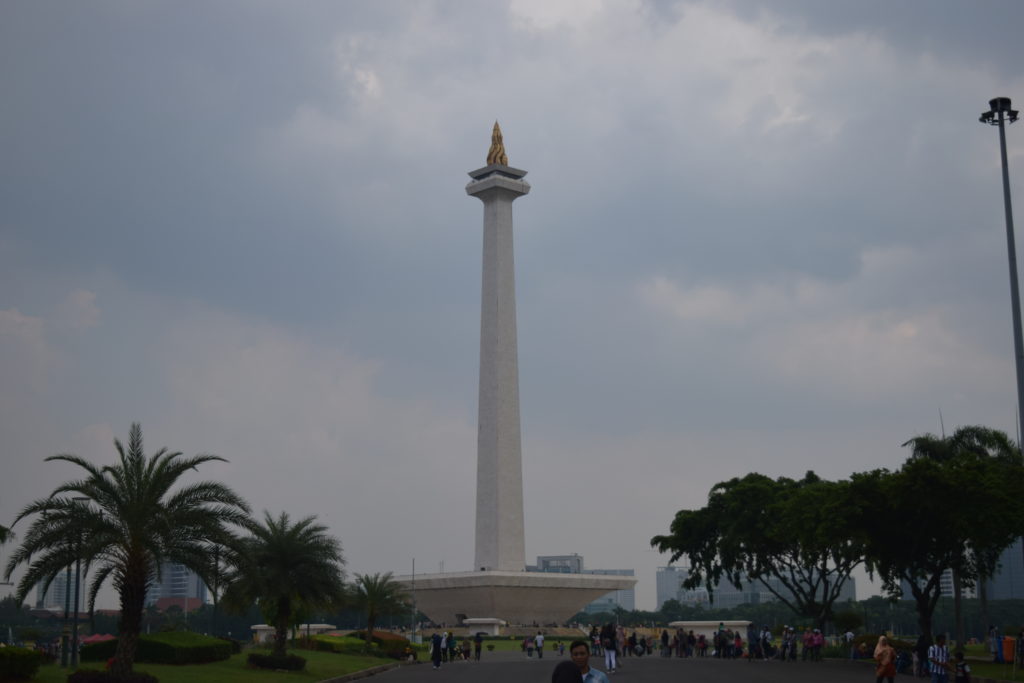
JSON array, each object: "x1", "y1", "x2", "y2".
[{"x1": 395, "y1": 570, "x2": 636, "y2": 626}]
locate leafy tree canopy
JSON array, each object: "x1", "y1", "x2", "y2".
[
  {"x1": 853, "y1": 425, "x2": 1024, "y2": 642},
  {"x1": 223, "y1": 511, "x2": 345, "y2": 658},
  {"x1": 652, "y1": 471, "x2": 863, "y2": 629}
]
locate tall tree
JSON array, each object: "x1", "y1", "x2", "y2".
[
  {"x1": 223, "y1": 511, "x2": 345, "y2": 658},
  {"x1": 853, "y1": 426, "x2": 1024, "y2": 643},
  {"x1": 351, "y1": 572, "x2": 408, "y2": 649},
  {"x1": 3, "y1": 423, "x2": 250, "y2": 676},
  {"x1": 652, "y1": 471, "x2": 863, "y2": 630}
]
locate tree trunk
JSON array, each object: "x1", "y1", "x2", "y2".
[
  {"x1": 366, "y1": 615, "x2": 376, "y2": 652},
  {"x1": 112, "y1": 568, "x2": 147, "y2": 677},
  {"x1": 913, "y1": 588, "x2": 934, "y2": 645},
  {"x1": 273, "y1": 618, "x2": 288, "y2": 658},
  {"x1": 979, "y1": 573, "x2": 990, "y2": 640},
  {"x1": 272, "y1": 595, "x2": 291, "y2": 658}
]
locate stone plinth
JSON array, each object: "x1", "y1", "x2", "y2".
[
  {"x1": 396, "y1": 570, "x2": 636, "y2": 626},
  {"x1": 462, "y1": 617, "x2": 507, "y2": 635}
]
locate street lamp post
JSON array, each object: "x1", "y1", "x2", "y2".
[
  {"x1": 70, "y1": 497, "x2": 89, "y2": 668},
  {"x1": 980, "y1": 96, "x2": 1023, "y2": 434},
  {"x1": 61, "y1": 564, "x2": 71, "y2": 667},
  {"x1": 981, "y1": 96, "x2": 1024, "y2": 608}
]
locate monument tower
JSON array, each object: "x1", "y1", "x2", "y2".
[
  {"x1": 395, "y1": 125, "x2": 634, "y2": 627},
  {"x1": 469, "y1": 122, "x2": 528, "y2": 572}
]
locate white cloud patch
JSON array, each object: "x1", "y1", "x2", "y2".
[
  {"x1": 148, "y1": 307, "x2": 477, "y2": 577},
  {"x1": 0, "y1": 307, "x2": 53, "y2": 396},
  {"x1": 55, "y1": 289, "x2": 101, "y2": 331},
  {"x1": 637, "y1": 245, "x2": 1008, "y2": 400}
]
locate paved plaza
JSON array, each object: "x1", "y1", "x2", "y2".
[{"x1": 376, "y1": 650, "x2": 877, "y2": 682}]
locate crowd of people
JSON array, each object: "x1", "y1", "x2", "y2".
[
  {"x1": 582, "y1": 622, "x2": 828, "y2": 664},
  {"x1": 427, "y1": 631, "x2": 484, "y2": 668}
]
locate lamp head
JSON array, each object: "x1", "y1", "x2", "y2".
[{"x1": 982, "y1": 97, "x2": 1018, "y2": 125}]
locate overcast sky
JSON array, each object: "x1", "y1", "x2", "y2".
[{"x1": 3, "y1": 0, "x2": 1024, "y2": 611}]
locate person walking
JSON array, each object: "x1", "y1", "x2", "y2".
[
  {"x1": 874, "y1": 635, "x2": 897, "y2": 683},
  {"x1": 430, "y1": 632, "x2": 443, "y2": 669},
  {"x1": 929, "y1": 634, "x2": 951, "y2": 683},
  {"x1": 600, "y1": 623, "x2": 618, "y2": 673},
  {"x1": 536, "y1": 631, "x2": 545, "y2": 659}
]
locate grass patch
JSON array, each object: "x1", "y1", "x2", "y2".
[
  {"x1": 966, "y1": 660, "x2": 1024, "y2": 681},
  {"x1": 29, "y1": 649, "x2": 387, "y2": 683}
]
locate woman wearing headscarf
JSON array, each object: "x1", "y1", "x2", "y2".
[{"x1": 874, "y1": 635, "x2": 897, "y2": 683}]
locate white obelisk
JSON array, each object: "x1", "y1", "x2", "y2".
[{"x1": 467, "y1": 122, "x2": 530, "y2": 572}]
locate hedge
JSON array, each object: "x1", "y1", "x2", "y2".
[
  {"x1": 0, "y1": 646, "x2": 44, "y2": 682},
  {"x1": 246, "y1": 653, "x2": 306, "y2": 670},
  {"x1": 66, "y1": 671, "x2": 158, "y2": 683},
  {"x1": 80, "y1": 632, "x2": 232, "y2": 665},
  {"x1": 310, "y1": 634, "x2": 425, "y2": 660}
]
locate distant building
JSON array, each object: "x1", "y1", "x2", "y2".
[
  {"x1": 145, "y1": 563, "x2": 207, "y2": 607},
  {"x1": 533, "y1": 554, "x2": 584, "y2": 574},
  {"x1": 657, "y1": 565, "x2": 708, "y2": 608},
  {"x1": 983, "y1": 538, "x2": 1024, "y2": 600},
  {"x1": 529, "y1": 555, "x2": 635, "y2": 613},
  {"x1": 657, "y1": 565, "x2": 853, "y2": 609},
  {"x1": 35, "y1": 573, "x2": 84, "y2": 612},
  {"x1": 901, "y1": 569, "x2": 977, "y2": 600}
]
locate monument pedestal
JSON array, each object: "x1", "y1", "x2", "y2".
[{"x1": 397, "y1": 570, "x2": 636, "y2": 626}]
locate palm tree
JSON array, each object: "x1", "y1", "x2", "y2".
[
  {"x1": 351, "y1": 572, "x2": 408, "y2": 649},
  {"x1": 900, "y1": 425, "x2": 1022, "y2": 646},
  {"x1": 3, "y1": 423, "x2": 251, "y2": 676},
  {"x1": 223, "y1": 511, "x2": 345, "y2": 658}
]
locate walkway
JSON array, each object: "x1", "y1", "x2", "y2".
[{"x1": 373, "y1": 651, "x2": 877, "y2": 682}]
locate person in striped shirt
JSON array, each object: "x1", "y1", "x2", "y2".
[{"x1": 928, "y1": 634, "x2": 951, "y2": 683}]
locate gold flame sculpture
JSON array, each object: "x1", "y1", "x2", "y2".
[{"x1": 486, "y1": 121, "x2": 508, "y2": 166}]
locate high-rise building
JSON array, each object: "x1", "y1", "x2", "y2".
[
  {"x1": 656, "y1": 565, "x2": 710, "y2": 608},
  {"x1": 35, "y1": 573, "x2": 83, "y2": 612},
  {"x1": 145, "y1": 563, "x2": 207, "y2": 607},
  {"x1": 984, "y1": 539, "x2": 1024, "y2": 600},
  {"x1": 901, "y1": 569, "x2": 976, "y2": 600}
]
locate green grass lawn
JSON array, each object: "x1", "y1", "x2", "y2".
[
  {"x1": 30, "y1": 649, "x2": 390, "y2": 683},
  {"x1": 964, "y1": 659, "x2": 1024, "y2": 681}
]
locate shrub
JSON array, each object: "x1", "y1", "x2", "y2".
[
  {"x1": 348, "y1": 630, "x2": 408, "y2": 643},
  {"x1": 80, "y1": 640, "x2": 118, "y2": 663},
  {"x1": 246, "y1": 653, "x2": 306, "y2": 670},
  {"x1": 80, "y1": 632, "x2": 231, "y2": 665},
  {"x1": 307, "y1": 635, "x2": 368, "y2": 656},
  {"x1": 345, "y1": 631, "x2": 414, "y2": 659},
  {"x1": 217, "y1": 637, "x2": 242, "y2": 655},
  {"x1": 66, "y1": 671, "x2": 158, "y2": 683},
  {"x1": 0, "y1": 646, "x2": 45, "y2": 681}
]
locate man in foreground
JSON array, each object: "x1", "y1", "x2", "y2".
[{"x1": 570, "y1": 640, "x2": 610, "y2": 683}]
